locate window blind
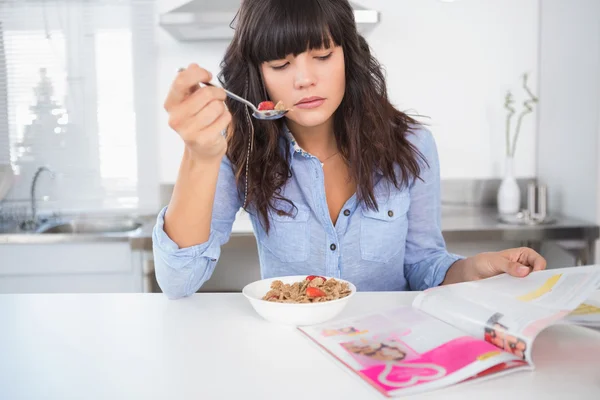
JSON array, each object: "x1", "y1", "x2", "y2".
[{"x1": 0, "y1": 0, "x2": 158, "y2": 213}]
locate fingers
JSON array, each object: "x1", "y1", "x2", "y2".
[
  {"x1": 164, "y1": 63, "x2": 213, "y2": 111},
  {"x1": 503, "y1": 260, "x2": 532, "y2": 278},
  {"x1": 209, "y1": 108, "x2": 233, "y2": 135},
  {"x1": 169, "y1": 90, "x2": 227, "y2": 132},
  {"x1": 518, "y1": 247, "x2": 547, "y2": 271},
  {"x1": 470, "y1": 247, "x2": 548, "y2": 282},
  {"x1": 484, "y1": 252, "x2": 529, "y2": 277},
  {"x1": 178, "y1": 106, "x2": 232, "y2": 147},
  {"x1": 499, "y1": 247, "x2": 547, "y2": 272}
]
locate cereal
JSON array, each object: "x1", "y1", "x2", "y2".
[
  {"x1": 274, "y1": 100, "x2": 287, "y2": 111},
  {"x1": 262, "y1": 276, "x2": 352, "y2": 303}
]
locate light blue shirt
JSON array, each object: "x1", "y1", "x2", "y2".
[{"x1": 152, "y1": 125, "x2": 463, "y2": 299}]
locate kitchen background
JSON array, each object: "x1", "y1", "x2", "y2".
[{"x1": 0, "y1": 0, "x2": 599, "y2": 294}]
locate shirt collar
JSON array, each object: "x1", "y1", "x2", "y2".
[
  {"x1": 282, "y1": 123, "x2": 312, "y2": 167},
  {"x1": 281, "y1": 123, "x2": 384, "y2": 176}
]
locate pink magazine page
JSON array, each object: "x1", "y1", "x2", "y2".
[{"x1": 299, "y1": 307, "x2": 529, "y2": 397}]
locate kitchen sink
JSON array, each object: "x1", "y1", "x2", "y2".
[{"x1": 36, "y1": 218, "x2": 143, "y2": 234}]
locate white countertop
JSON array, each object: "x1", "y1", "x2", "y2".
[{"x1": 1, "y1": 292, "x2": 599, "y2": 399}]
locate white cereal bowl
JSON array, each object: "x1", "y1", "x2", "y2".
[{"x1": 242, "y1": 275, "x2": 357, "y2": 326}]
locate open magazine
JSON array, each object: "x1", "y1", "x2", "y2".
[{"x1": 298, "y1": 265, "x2": 600, "y2": 398}]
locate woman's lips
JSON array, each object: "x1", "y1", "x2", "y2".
[{"x1": 295, "y1": 97, "x2": 326, "y2": 109}]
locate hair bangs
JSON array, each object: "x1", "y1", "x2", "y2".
[{"x1": 241, "y1": 0, "x2": 345, "y2": 64}]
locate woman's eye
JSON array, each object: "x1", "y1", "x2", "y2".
[
  {"x1": 271, "y1": 62, "x2": 289, "y2": 70},
  {"x1": 316, "y1": 53, "x2": 333, "y2": 61}
]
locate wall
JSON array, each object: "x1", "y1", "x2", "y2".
[
  {"x1": 537, "y1": 0, "x2": 600, "y2": 265},
  {"x1": 537, "y1": 0, "x2": 600, "y2": 224},
  {"x1": 157, "y1": 0, "x2": 540, "y2": 183}
]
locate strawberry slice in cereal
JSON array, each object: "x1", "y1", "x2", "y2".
[
  {"x1": 257, "y1": 101, "x2": 275, "y2": 111},
  {"x1": 306, "y1": 287, "x2": 326, "y2": 298}
]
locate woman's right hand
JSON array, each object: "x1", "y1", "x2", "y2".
[{"x1": 164, "y1": 64, "x2": 232, "y2": 161}]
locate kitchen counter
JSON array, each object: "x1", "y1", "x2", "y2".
[
  {"x1": 0, "y1": 213, "x2": 157, "y2": 246},
  {"x1": 1, "y1": 206, "x2": 597, "y2": 259},
  {"x1": 440, "y1": 205, "x2": 599, "y2": 241},
  {"x1": 1, "y1": 291, "x2": 599, "y2": 399}
]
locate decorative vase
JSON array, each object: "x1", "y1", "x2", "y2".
[{"x1": 497, "y1": 156, "x2": 521, "y2": 215}]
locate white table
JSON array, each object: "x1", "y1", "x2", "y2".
[{"x1": 1, "y1": 292, "x2": 599, "y2": 400}]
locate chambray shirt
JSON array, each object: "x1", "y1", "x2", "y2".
[{"x1": 152, "y1": 125, "x2": 463, "y2": 299}]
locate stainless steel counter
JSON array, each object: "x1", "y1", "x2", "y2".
[
  {"x1": 440, "y1": 206, "x2": 599, "y2": 265},
  {"x1": 1, "y1": 206, "x2": 598, "y2": 263},
  {"x1": 0, "y1": 214, "x2": 156, "y2": 247},
  {"x1": 441, "y1": 205, "x2": 599, "y2": 242}
]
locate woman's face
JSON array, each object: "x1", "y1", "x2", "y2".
[
  {"x1": 376, "y1": 345, "x2": 406, "y2": 362},
  {"x1": 260, "y1": 45, "x2": 346, "y2": 129}
]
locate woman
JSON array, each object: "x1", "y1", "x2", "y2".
[{"x1": 154, "y1": 0, "x2": 546, "y2": 299}]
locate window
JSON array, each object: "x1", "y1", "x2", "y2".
[
  {"x1": 96, "y1": 29, "x2": 138, "y2": 208},
  {"x1": 5, "y1": 30, "x2": 67, "y2": 166},
  {"x1": 0, "y1": 0, "x2": 158, "y2": 213}
]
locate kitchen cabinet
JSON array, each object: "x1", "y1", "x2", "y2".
[
  {"x1": 0, "y1": 242, "x2": 143, "y2": 294},
  {"x1": 158, "y1": 0, "x2": 379, "y2": 41}
]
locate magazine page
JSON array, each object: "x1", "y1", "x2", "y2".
[
  {"x1": 412, "y1": 265, "x2": 600, "y2": 362},
  {"x1": 450, "y1": 265, "x2": 600, "y2": 310},
  {"x1": 561, "y1": 298, "x2": 600, "y2": 330},
  {"x1": 298, "y1": 306, "x2": 529, "y2": 398}
]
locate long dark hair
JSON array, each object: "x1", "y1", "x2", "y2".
[{"x1": 219, "y1": 0, "x2": 426, "y2": 232}]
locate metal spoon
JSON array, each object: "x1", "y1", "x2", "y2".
[{"x1": 177, "y1": 68, "x2": 289, "y2": 120}]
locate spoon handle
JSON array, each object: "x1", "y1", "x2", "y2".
[
  {"x1": 203, "y1": 82, "x2": 258, "y2": 112},
  {"x1": 176, "y1": 67, "x2": 258, "y2": 112}
]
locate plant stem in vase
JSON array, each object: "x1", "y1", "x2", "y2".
[{"x1": 497, "y1": 73, "x2": 538, "y2": 217}]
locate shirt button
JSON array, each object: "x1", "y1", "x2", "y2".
[
  {"x1": 330, "y1": 243, "x2": 337, "y2": 251},
  {"x1": 388, "y1": 210, "x2": 394, "y2": 217},
  {"x1": 343, "y1": 209, "x2": 350, "y2": 217}
]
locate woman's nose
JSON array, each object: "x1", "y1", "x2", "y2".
[{"x1": 294, "y1": 61, "x2": 317, "y2": 89}]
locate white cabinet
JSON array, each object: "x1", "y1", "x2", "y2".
[{"x1": 0, "y1": 242, "x2": 143, "y2": 294}]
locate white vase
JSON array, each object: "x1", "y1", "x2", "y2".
[{"x1": 497, "y1": 156, "x2": 521, "y2": 215}]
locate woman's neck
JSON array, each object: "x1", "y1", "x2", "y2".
[{"x1": 286, "y1": 118, "x2": 338, "y2": 160}]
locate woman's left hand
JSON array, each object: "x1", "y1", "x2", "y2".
[
  {"x1": 443, "y1": 247, "x2": 547, "y2": 285},
  {"x1": 470, "y1": 247, "x2": 547, "y2": 279}
]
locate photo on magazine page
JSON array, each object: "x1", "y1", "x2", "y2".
[{"x1": 483, "y1": 312, "x2": 528, "y2": 360}]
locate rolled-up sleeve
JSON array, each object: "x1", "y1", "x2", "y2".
[
  {"x1": 403, "y1": 127, "x2": 464, "y2": 290},
  {"x1": 152, "y1": 155, "x2": 242, "y2": 299}
]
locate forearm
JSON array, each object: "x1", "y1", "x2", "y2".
[
  {"x1": 164, "y1": 148, "x2": 222, "y2": 248},
  {"x1": 441, "y1": 257, "x2": 477, "y2": 285}
]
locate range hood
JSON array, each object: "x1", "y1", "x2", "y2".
[{"x1": 159, "y1": 0, "x2": 380, "y2": 41}]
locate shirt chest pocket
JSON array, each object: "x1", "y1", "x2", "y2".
[
  {"x1": 261, "y1": 203, "x2": 311, "y2": 263},
  {"x1": 360, "y1": 194, "x2": 411, "y2": 263}
]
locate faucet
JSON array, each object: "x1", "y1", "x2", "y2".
[{"x1": 30, "y1": 166, "x2": 55, "y2": 224}]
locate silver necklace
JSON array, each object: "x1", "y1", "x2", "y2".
[{"x1": 320, "y1": 151, "x2": 339, "y2": 167}]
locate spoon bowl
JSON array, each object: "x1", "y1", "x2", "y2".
[{"x1": 252, "y1": 109, "x2": 289, "y2": 120}]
